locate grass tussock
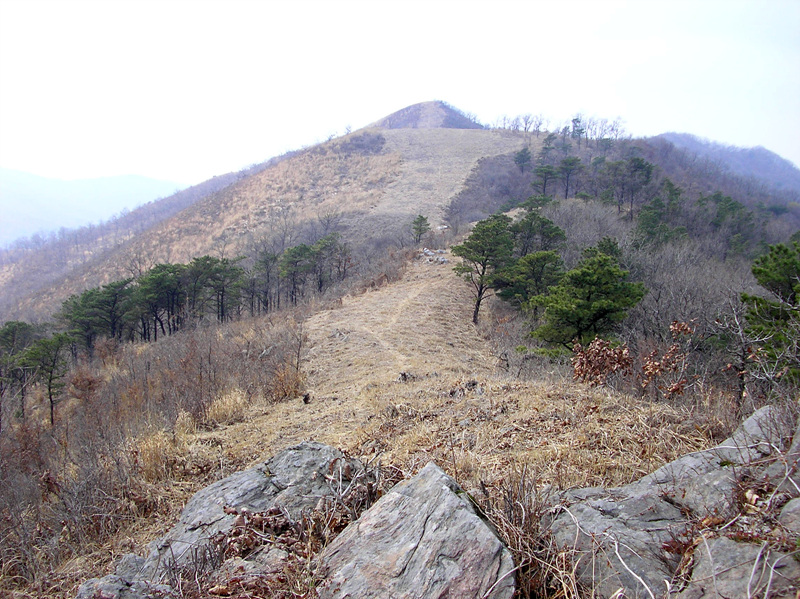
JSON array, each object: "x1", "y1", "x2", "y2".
[
  {"x1": 203, "y1": 389, "x2": 253, "y2": 428},
  {"x1": 134, "y1": 428, "x2": 188, "y2": 483}
]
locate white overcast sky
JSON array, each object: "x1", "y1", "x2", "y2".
[{"x1": 0, "y1": 0, "x2": 798, "y2": 187}]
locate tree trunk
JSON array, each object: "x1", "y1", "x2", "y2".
[{"x1": 472, "y1": 296, "x2": 482, "y2": 324}]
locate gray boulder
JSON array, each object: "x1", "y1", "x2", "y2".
[
  {"x1": 317, "y1": 462, "x2": 515, "y2": 599},
  {"x1": 548, "y1": 406, "x2": 799, "y2": 599},
  {"x1": 76, "y1": 441, "x2": 363, "y2": 598},
  {"x1": 675, "y1": 536, "x2": 800, "y2": 598},
  {"x1": 137, "y1": 440, "x2": 363, "y2": 581},
  {"x1": 637, "y1": 405, "x2": 795, "y2": 491},
  {"x1": 779, "y1": 497, "x2": 800, "y2": 534}
]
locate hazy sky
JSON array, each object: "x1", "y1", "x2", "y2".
[{"x1": 1, "y1": 0, "x2": 798, "y2": 187}]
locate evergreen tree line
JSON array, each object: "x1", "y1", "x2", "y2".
[
  {"x1": 453, "y1": 190, "x2": 800, "y2": 403},
  {"x1": 63, "y1": 231, "x2": 350, "y2": 347},
  {"x1": 499, "y1": 112, "x2": 800, "y2": 227},
  {"x1": 0, "y1": 232, "x2": 351, "y2": 428}
]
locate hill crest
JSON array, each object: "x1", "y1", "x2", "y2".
[{"x1": 369, "y1": 101, "x2": 484, "y2": 130}]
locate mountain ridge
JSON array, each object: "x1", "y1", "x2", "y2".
[
  {"x1": 0, "y1": 168, "x2": 183, "y2": 247},
  {"x1": 2, "y1": 101, "x2": 799, "y2": 323},
  {"x1": 653, "y1": 132, "x2": 800, "y2": 193}
]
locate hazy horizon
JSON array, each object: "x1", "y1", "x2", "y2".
[{"x1": 0, "y1": 0, "x2": 797, "y2": 187}]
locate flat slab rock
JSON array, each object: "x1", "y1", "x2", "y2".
[
  {"x1": 548, "y1": 405, "x2": 800, "y2": 599},
  {"x1": 316, "y1": 462, "x2": 515, "y2": 599}
]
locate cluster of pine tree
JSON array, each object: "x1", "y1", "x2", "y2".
[
  {"x1": 452, "y1": 198, "x2": 644, "y2": 346},
  {"x1": 0, "y1": 232, "x2": 351, "y2": 428},
  {"x1": 452, "y1": 192, "x2": 800, "y2": 402}
]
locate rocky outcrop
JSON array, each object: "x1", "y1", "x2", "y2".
[
  {"x1": 77, "y1": 442, "x2": 365, "y2": 598},
  {"x1": 77, "y1": 443, "x2": 516, "y2": 599},
  {"x1": 139, "y1": 440, "x2": 363, "y2": 580},
  {"x1": 317, "y1": 462, "x2": 515, "y2": 599},
  {"x1": 76, "y1": 406, "x2": 800, "y2": 599},
  {"x1": 548, "y1": 405, "x2": 800, "y2": 599}
]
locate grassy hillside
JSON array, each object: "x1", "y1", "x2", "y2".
[
  {"x1": 2, "y1": 103, "x2": 800, "y2": 597},
  {"x1": 0, "y1": 127, "x2": 528, "y2": 322},
  {"x1": 0, "y1": 249, "x2": 721, "y2": 598}
]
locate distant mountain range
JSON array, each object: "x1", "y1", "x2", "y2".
[
  {"x1": 0, "y1": 168, "x2": 182, "y2": 246},
  {"x1": 653, "y1": 133, "x2": 800, "y2": 194}
]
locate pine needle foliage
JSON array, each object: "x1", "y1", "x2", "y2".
[
  {"x1": 452, "y1": 215, "x2": 514, "y2": 324},
  {"x1": 531, "y1": 245, "x2": 646, "y2": 348}
]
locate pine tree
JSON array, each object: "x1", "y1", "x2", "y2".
[
  {"x1": 493, "y1": 251, "x2": 564, "y2": 309},
  {"x1": 21, "y1": 333, "x2": 70, "y2": 425},
  {"x1": 514, "y1": 147, "x2": 532, "y2": 173},
  {"x1": 452, "y1": 215, "x2": 513, "y2": 324},
  {"x1": 411, "y1": 215, "x2": 431, "y2": 245},
  {"x1": 531, "y1": 248, "x2": 645, "y2": 347},
  {"x1": 742, "y1": 242, "x2": 800, "y2": 384}
]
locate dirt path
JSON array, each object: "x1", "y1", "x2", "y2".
[
  {"x1": 202, "y1": 250, "x2": 709, "y2": 499},
  {"x1": 303, "y1": 251, "x2": 496, "y2": 399},
  {"x1": 213, "y1": 252, "x2": 501, "y2": 465}
]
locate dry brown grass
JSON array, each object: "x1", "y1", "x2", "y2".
[
  {"x1": 202, "y1": 389, "x2": 252, "y2": 428},
  {"x1": 134, "y1": 428, "x2": 186, "y2": 483},
  {"x1": 214, "y1": 254, "x2": 715, "y2": 484},
  {"x1": 4, "y1": 126, "x2": 531, "y2": 321},
  {"x1": 5, "y1": 250, "x2": 730, "y2": 599}
]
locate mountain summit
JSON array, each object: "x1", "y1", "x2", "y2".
[{"x1": 370, "y1": 100, "x2": 484, "y2": 130}]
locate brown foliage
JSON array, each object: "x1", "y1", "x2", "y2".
[
  {"x1": 0, "y1": 310, "x2": 316, "y2": 594},
  {"x1": 67, "y1": 366, "x2": 103, "y2": 402},
  {"x1": 268, "y1": 363, "x2": 305, "y2": 403},
  {"x1": 572, "y1": 322, "x2": 699, "y2": 402},
  {"x1": 639, "y1": 321, "x2": 695, "y2": 400},
  {"x1": 572, "y1": 338, "x2": 632, "y2": 387}
]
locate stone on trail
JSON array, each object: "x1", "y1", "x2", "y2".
[{"x1": 317, "y1": 462, "x2": 515, "y2": 599}]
